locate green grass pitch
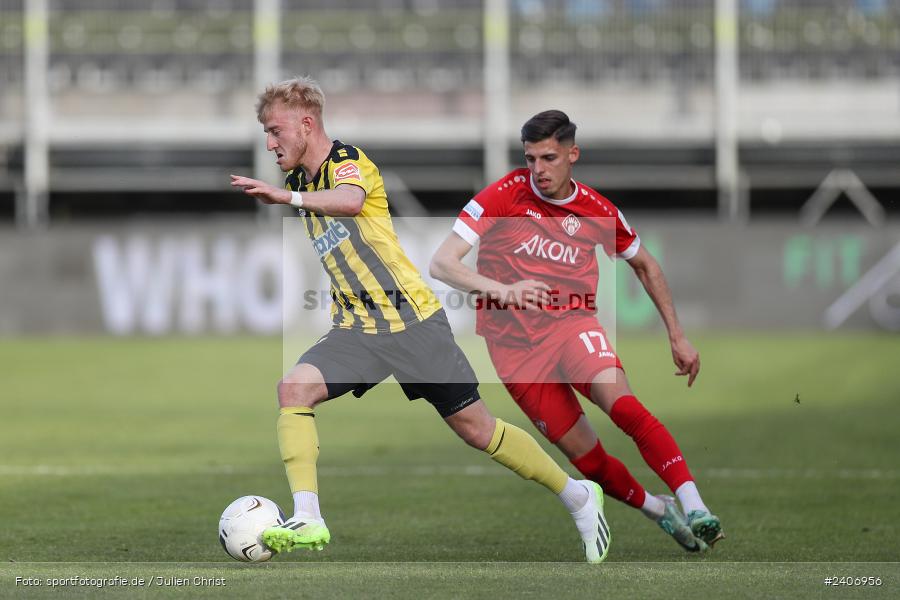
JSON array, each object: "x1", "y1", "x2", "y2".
[{"x1": 1, "y1": 334, "x2": 898, "y2": 598}]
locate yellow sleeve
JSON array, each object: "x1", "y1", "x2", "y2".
[{"x1": 328, "y1": 153, "x2": 373, "y2": 195}]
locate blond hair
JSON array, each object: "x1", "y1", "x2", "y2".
[{"x1": 255, "y1": 76, "x2": 325, "y2": 122}]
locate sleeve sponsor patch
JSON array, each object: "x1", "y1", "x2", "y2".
[
  {"x1": 334, "y1": 162, "x2": 361, "y2": 183},
  {"x1": 462, "y1": 199, "x2": 484, "y2": 221}
]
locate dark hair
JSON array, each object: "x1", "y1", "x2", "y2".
[{"x1": 520, "y1": 110, "x2": 577, "y2": 144}]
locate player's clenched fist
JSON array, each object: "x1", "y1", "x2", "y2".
[{"x1": 230, "y1": 174, "x2": 291, "y2": 205}]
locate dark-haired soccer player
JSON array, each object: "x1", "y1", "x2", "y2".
[
  {"x1": 431, "y1": 110, "x2": 723, "y2": 551},
  {"x1": 230, "y1": 79, "x2": 612, "y2": 563}
]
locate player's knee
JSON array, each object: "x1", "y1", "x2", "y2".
[
  {"x1": 277, "y1": 363, "x2": 328, "y2": 409},
  {"x1": 469, "y1": 428, "x2": 495, "y2": 451},
  {"x1": 589, "y1": 369, "x2": 632, "y2": 413},
  {"x1": 276, "y1": 378, "x2": 323, "y2": 409},
  {"x1": 447, "y1": 416, "x2": 493, "y2": 450},
  {"x1": 443, "y1": 400, "x2": 495, "y2": 450}
]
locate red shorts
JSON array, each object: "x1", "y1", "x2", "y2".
[{"x1": 486, "y1": 315, "x2": 623, "y2": 443}]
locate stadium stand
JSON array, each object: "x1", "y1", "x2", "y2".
[{"x1": 0, "y1": 0, "x2": 897, "y2": 221}]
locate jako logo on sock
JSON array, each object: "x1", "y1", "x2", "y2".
[{"x1": 660, "y1": 456, "x2": 683, "y2": 471}]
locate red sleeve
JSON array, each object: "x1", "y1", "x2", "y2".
[
  {"x1": 613, "y1": 206, "x2": 640, "y2": 259},
  {"x1": 587, "y1": 192, "x2": 641, "y2": 259},
  {"x1": 452, "y1": 181, "x2": 510, "y2": 245}
]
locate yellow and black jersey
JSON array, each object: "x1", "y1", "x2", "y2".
[{"x1": 285, "y1": 140, "x2": 441, "y2": 334}]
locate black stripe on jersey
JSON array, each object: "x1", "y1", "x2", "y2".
[
  {"x1": 335, "y1": 289, "x2": 355, "y2": 312},
  {"x1": 310, "y1": 159, "x2": 372, "y2": 331},
  {"x1": 347, "y1": 159, "x2": 425, "y2": 318},
  {"x1": 352, "y1": 216, "x2": 425, "y2": 317},
  {"x1": 339, "y1": 217, "x2": 418, "y2": 325},
  {"x1": 332, "y1": 287, "x2": 362, "y2": 329},
  {"x1": 292, "y1": 171, "x2": 355, "y2": 327},
  {"x1": 318, "y1": 151, "x2": 396, "y2": 329},
  {"x1": 321, "y1": 157, "x2": 332, "y2": 190},
  {"x1": 318, "y1": 245, "x2": 362, "y2": 329},
  {"x1": 305, "y1": 212, "x2": 356, "y2": 328},
  {"x1": 319, "y1": 143, "x2": 418, "y2": 324},
  {"x1": 285, "y1": 169, "x2": 302, "y2": 191},
  {"x1": 312, "y1": 142, "x2": 342, "y2": 190},
  {"x1": 312, "y1": 214, "x2": 390, "y2": 332}
]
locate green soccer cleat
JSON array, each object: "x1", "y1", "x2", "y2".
[
  {"x1": 655, "y1": 496, "x2": 708, "y2": 553},
  {"x1": 572, "y1": 481, "x2": 611, "y2": 564},
  {"x1": 687, "y1": 509, "x2": 725, "y2": 547},
  {"x1": 262, "y1": 517, "x2": 331, "y2": 554}
]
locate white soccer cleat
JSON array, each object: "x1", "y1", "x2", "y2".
[{"x1": 571, "y1": 481, "x2": 611, "y2": 563}]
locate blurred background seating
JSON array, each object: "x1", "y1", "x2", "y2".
[{"x1": 0, "y1": 0, "x2": 897, "y2": 221}]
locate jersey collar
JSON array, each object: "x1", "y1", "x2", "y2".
[
  {"x1": 291, "y1": 140, "x2": 342, "y2": 190},
  {"x1": 311, "y1": 140, "x2": 343, "y2": 189},
  {"x1": 529, "y1": 174, "x2": 579, "y2": 205}
]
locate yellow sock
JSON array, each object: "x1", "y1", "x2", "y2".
[
  {"x1": 277, "y1": 406, "x2": 319, "y2": 494},
  {"x1": 485, "y1": 418, "x2": 568, "y2": 495}
]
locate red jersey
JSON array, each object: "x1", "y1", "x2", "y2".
[{"x1": 454, "y1": 168, "x2": 640, "y2": 346}]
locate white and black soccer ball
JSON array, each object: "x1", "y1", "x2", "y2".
[{"x1": 218, "y1": 495, "x2": 286, "y2": 562}]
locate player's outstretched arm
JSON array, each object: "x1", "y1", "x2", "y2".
[
  {"x1": 229, "y1": 175, "x2": 365, "y2": 216},
  {"x1": 430, "y1": 232, "x2": 551, "y2": 310},
  {"x1": 626, "y1": 246, "x2": 700, "y2": 386}
]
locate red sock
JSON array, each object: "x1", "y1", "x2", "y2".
[
  {"x1": 609, "y1": 395, "x2": 693, "y2": 493},
  {"x1": 571, "y1": 440, "x2": 645, "y2": 509}
]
